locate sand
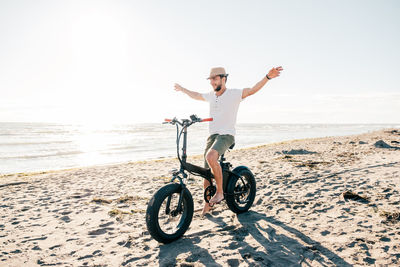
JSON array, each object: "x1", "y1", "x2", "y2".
[{"x1": 1, "y1": 128, "x2": 399, "y2": 266}]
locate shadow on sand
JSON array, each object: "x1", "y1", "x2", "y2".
[{"x1": 158, "y1": 211, "x2": 351, "y2": 266}]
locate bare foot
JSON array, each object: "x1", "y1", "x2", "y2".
[
  {"x1": 209, "y1": 192, "x2": 224, "y2": 204},
  {"x1": 201, "y1": 203, "x2": 214, "y2": 216}
]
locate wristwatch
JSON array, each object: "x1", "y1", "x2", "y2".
[{"x1": 266, "y1": 74, "x2": 271, "y2": 80}]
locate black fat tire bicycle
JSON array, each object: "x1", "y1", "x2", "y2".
[{"x1": 146, "y1": 115, "x2": 256, "y2": 243}]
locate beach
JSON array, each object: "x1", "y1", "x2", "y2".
[{"x1": 1, "y1": 128, "x2": 399, "y2": 266}]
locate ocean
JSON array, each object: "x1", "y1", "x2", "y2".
[{"x1": 0, "y1": 122, "x2": 398, "y2": 175}]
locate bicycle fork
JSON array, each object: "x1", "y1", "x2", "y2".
[{"x1": 165, "y1": 184, "x2": 186, "y2": 217}]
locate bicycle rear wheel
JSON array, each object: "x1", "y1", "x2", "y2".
[
  {"x1": 225, "y1": 167, "x2": 256, "y2": 214},
  {"x1": 146, "y1": 183, "x2": 193, "y2": 243}
]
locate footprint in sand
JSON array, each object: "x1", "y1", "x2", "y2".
[
  {"x1": 379, "y1": 236, "x2": 391, "y2": 242},
  {"x1": 363, "y1": 257, "x2": 376, "y2": 264},
  {"x1": 320, "y1": 230, "x2": 330, "y2": 236},
  {"x1": 88, "y1": 227, "x2": 114, "y2": 236},
  {"x1": 99, "y1": 221, "x2": 114, "y2": 228},
  {"x1": 20, "y1": 236, "x2": 48, "y2": 250},
  {"x1": 49, "y1": 244, "x2": 62, "y2": 250},
  {"x1": 60, "y1": 216, "x2": 71, "y2": 223},
  {"x1": 87, "y1": 222, "x2": 115, "y2": 236}
]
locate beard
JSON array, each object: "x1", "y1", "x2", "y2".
[{"x1": 214, "y1": 85, "x2": 222, "y2": 92}]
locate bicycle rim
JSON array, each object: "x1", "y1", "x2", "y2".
[{"x1": 158, "y1": 192, "x2": 188, "y2": 235}]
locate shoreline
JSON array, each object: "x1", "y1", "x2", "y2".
[{"x1": 2, "y1": 127, "x2": 396, "y2": 179}]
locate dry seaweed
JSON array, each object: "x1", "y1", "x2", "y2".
[
  {"x1": 117, "y1": 195, "x2": 134, "y2": 203},
  {"x1": 296, "y1": 161, "x2": 330, "y2": 168},
  {"x1": 108, "y1": 208, "x2": 131, "y2": 216},
  {"x1": 385, "y1": 129, "x2": 400, "y2": 136},
  {"x1": 91, "y1": 198, "x2": 112, "y2": 204},
  {"x1": 282, "y1": 149, "x2": 317, "y2": 155},
  {"x1": 380, "y1": 211, "x2": 400, "y2": 223}
]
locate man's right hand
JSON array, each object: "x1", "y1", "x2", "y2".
[
  {"x1": 174, "y1": 83, "x2": 184, "y2": 92},
  {"x1": 173, "y1": 83, "x2": 205, "y2": 101}
]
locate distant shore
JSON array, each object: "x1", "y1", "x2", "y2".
[{"x1": 1, "y1": 128, "x2": 399, "y2": 266}]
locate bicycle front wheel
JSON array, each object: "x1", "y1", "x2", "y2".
[{"x1": 146, "y1": 183, "x2": 193, "y2": 243}]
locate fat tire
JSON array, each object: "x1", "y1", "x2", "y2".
[
  {"x1": 225, "y1": 169, "x2": 256, "y2": 214},
  {"x1": 146, "y1": 183, "x2": 193, "y2": 243}
]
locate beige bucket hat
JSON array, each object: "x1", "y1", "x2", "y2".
[{"x1": 207, "y1": 67, "x2": 228, "y2": 79}]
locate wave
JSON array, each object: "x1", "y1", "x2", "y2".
[
  {"x1": 0, "y1": 140, "x2": 72, "y2": 146},
  {"x1": 107, "y1": 143, "x2": 153, "y2": 151},
  {"x1": 1, "y1": 150, "x2": 84, "y2": 160}
]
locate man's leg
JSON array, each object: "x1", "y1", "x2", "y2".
[
  {"x1": 207, "y1": 134, "x2": 234, "y2": 204},
  {"x1": 206, "y1": 149, "x2": 224, "y2": 204},
  {"x1": 202, "y1": 135, "x2": 218, "y2": 215},
  {"x1": 202, "y1": 178, "x2": 213, "y2": 216}
]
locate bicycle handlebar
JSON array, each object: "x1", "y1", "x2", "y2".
[{"x1": 163, "y1": 115, "x2": 213, "y2": 125}]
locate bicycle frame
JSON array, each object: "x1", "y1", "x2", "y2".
[
  {"x1": 165, "y1": 115, "x2": 242, "y2": 193},
  {"x1": 166, "y1": 116, "x2": 214, "y2": 187}
]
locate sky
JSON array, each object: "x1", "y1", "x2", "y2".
[{"x1": 0, "y1": 0, "x2": 399, "y2": 124}]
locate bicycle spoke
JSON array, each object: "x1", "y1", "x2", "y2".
[{"x1": 158, "y1": 193, "x2": 185, "y2": 235}]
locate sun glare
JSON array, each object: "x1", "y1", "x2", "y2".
[{"x1": 73, "y1": 122, "x2": 116, "y2": 165}]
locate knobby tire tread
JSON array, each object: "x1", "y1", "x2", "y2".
[
  {"x1": 225, "y1": 169, "x2": 256, "y2": 214},
  {"x1": 146, "y1": 183, "x2": 194, "y2": 243}
]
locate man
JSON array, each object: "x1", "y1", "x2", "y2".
[{"x1": 174, "y1": 66, "x2": 283, "y2": 215}]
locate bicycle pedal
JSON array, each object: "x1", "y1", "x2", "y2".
[{"x1": 169, "y1": 168, "x2": 178, "y2": 175}]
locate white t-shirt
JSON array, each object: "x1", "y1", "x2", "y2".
[{"x1": 202, "y1": 89, "x2": 243, "y2": 136}]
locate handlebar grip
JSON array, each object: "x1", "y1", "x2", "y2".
[
  {"x1": 164, "y1": 119, "x2": 172, "y2": 122},
  {"x1": 201, "y1": 118, "x2": 213, "y2": 122}
]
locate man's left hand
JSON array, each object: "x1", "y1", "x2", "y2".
[{"x1": 267, "y1": 66, "x2": 283, "y2": 79}]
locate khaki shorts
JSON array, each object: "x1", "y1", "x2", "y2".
[{"x1": 204, "y1": 134, "x2": 235, "y2": 168}]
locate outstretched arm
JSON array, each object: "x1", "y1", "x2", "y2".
[
  {"x1": 174, "y1": 83, "x2": 205, "y2": 101},
  {"x1": 242, "y1": 66, "x2": 283, "y2": 99}
]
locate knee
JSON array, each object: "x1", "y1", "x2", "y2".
[{"x1": 206, "y1": 150, "x2": 218, "y2": 164}]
